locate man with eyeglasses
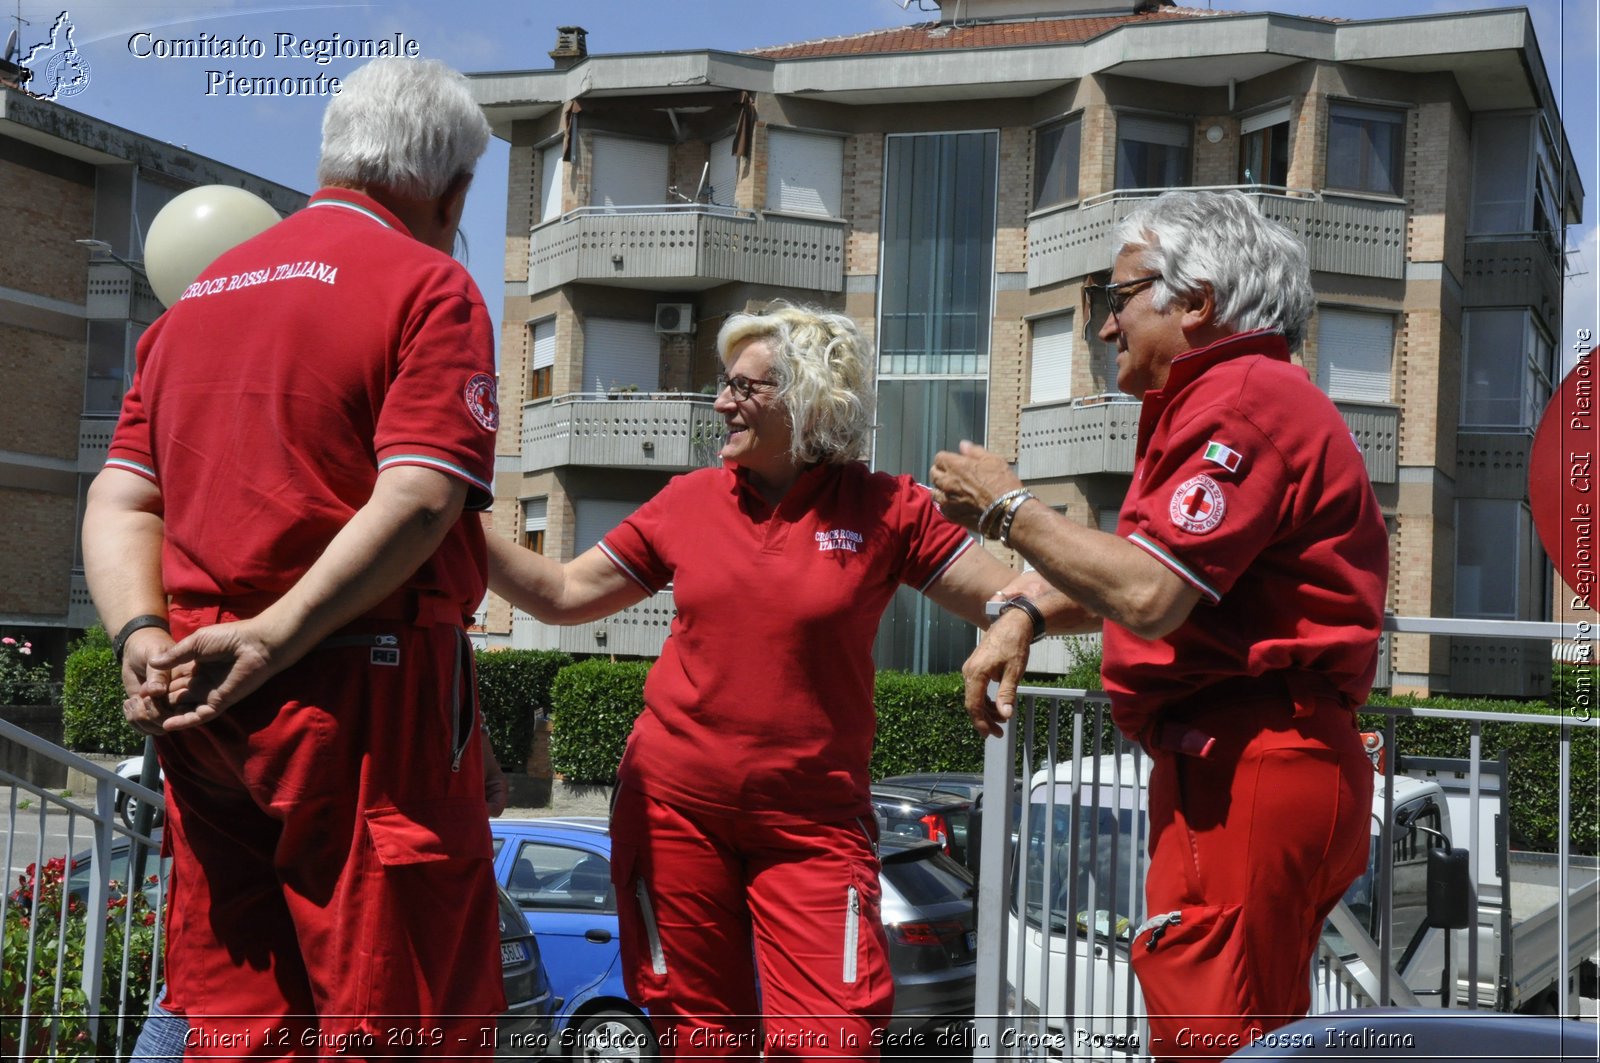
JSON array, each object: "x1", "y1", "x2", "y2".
[{"x1": 931, "y1": 190, "x2": 1388, "y2": 1059}]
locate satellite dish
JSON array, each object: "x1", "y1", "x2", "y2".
[
  {"x1": 144, "y1": 185, "x2": 280, "y2": 307},
  {"x1": 4, "y1": 29, "x2": 19, "y2": 65}
]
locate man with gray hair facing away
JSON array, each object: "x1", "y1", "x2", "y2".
[
  {"x1": 83, "y1": 58, "x2": 506, "y2": 1056},
  {"x1": 932, "y1": 191, "x2": 1388, "y2": 1059}
]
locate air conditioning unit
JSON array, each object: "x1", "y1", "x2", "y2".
[{"x1": 655, "y1": 303, "x2": 695, "y2": 335}]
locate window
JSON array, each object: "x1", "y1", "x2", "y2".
[
  {"x1": 505, "y1": 841, "x2": 614, "y2": 912},
  {"x1": 539, "y1": 142, "x2": 564, "y2": 222},
  {"x1": 575, "y1": 499, "x2": 639, "y2": 555},
  {"x1": 582, "y1": 317, "x2": 659, "y2": 394},
  {"x1": 1238, "y1": 105, "x2": 1291, "y2": 187},
  {"x1": 589, "y1": 135, "x2": 669, "y2": 210},
  {"x1": 1327, "y1": 103, "x2": 1404, "y2": 196},
  {"x1": 1034, "y1": 114, "x2": 1081, "y2": 210},
  {"x1": 1461, "y1": 310, "x2": 1553, "y2": 429},
  {"x1": 1315, "y1": 308, "x2": 1393, "y2": 403},
  {"x1": 1456, "y1": 499, "x2": 1530, "y2": 619},
  {"x1": 1115, "y1": 115, "x2": 1190, "y2": 190},
  {"x1": 84, "y1": 320, "x2": 139, "y2": 416},
  {"x1": 528, "y1": 318, "x2": 555, "y2": 401},
  {"x1": 1470, "y1": 113, "x2": 1532, "y2": 234},
  {"x1": 521, "y1": 498, "x2": 548, "y2": 556},
  {"x1": 765, "y1": 128, "x2": 843, "y2": 217},
  {"x1": 1029, "y1": 313, "x2": 1075, "y2": 404},
  {"x1": 707, "y1": 133, "x2": 737, "y2": 208}
]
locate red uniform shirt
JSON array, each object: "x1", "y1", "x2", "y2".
[
  {"x1": 107, "y1": 189, "x2": 498, "y2": 614},
  {"x1": 600, "y1": 461, "x2": 974, "y2": 820},
  {"x1": 1102, "y1": 329, "x2": 1388, "y2": 737}
]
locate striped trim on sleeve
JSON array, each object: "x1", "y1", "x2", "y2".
[
  {"x1": 1128, "y1": 531, "x2": 1221, "y2": 603},
  {"x1": 376, "y1": 454, "x2": 492, "y2": 497},
  {"x1": 916, "y1": 535, "x2": 976, "y2": 593},
  {"x1": 104, "y1": 457, "x2": 157, "y2": 482},
  {"x1": 598, "y1": 540, "x2": 658, "y2": 595}
]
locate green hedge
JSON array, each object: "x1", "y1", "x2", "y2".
[
  {"x1": 476, "y1": 649, "x2": 572, "y2": 770},
  {"x1": 1366, "y1": 666, "x2": 1597, "y2": 855},
  {"x1": 61, "y1": 626, "x2": 141, "y2": 755},
  {"x1": 870, "y1": 671, "x2": 986, "y2": 779},
  {"x1": 547, "y1": 658, "x2": 651, "y2": 784}
]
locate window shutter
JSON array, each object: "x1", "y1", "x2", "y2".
[
  {"x1": 540, "y1": 143, "x2": 564, "y2": 222},
  {"x1": 1240, "y1": 104, "x2": 1291, "y2": 136},
  {"x1": 531, "y1": 319, "x2": 556, "y2": 371},
  {"x1": 766, "y1": 129, "x2": 843, "y2": 217},
  {"x1": 590, "y1": 136, "x2": 670, "y2": 209},
  {"x1": 708, "y1": 134, "x2": 737, "y2": 207},
  {"x1": 1117, "y1": 115, "x2": 1190, "y2": 147},
  {"x1": 522, "y1": 498, "x2": 549, "y2": 535},
  {"x1": 1029, "y1": 314, "x2": 1075, "y2": 404},
  {"x1": 575, "y1": 499, "x2": 639, "y2": 554},
  {"x1": 582, "y1": 317, "x2": 660, "y2": 393},
  {"x1": 1316, "y1": 308, "x2": 1394, "y2": 403}
]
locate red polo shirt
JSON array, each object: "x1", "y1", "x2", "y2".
[
  {"x1": 1102, "y1": 329, "x2": 1388, "y2": 737},
  {"x1": 107, "y1": 189, "x2": 498, "y2": 614},
  {"x1": 600, "y1": 462, "x2": 974, "y2": 820}
]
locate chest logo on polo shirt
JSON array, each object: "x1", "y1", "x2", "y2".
[
  {"x1": 463, "y1": 372, "x2": 499, "y2": 431},
  {"x1": 1170, "y1": 474, "x2": 1226, "y2": 534},
  {"x1": 816, "y1": 528, "x2": 863, "y2": 554}
]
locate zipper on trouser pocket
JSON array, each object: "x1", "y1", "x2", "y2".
[
  {"x1": 1134, "y1": 910, "x2": 1183, "y2": 951},
  {"x1": 450, "y1": 628, "x2": 474, "y2": 772},
  {"x1": 635, "y1": 880, "x2": 667, "y2": 975},
  {"x1": 842, "y1": 885, "x2": 860, "y2": 984}
]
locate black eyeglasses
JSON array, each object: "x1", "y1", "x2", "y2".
[
  {"x1": 715, "y1": 372, "x2": 779, "y2": 400},
  {"x1": 1083, "y1": 274, "x2": 1163, "y2": 337}
]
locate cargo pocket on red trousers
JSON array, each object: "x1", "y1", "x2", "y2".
[
  {"x1": 1130, "y1": 904, "x2": 1258, "y2": 1061},
  {"x1": 357, "y1": 799, "x2": 504, "y2": 1023}
]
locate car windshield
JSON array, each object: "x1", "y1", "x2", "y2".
[
  {"x1": 881, "y1": 846, "x2": 974, "y2": 907},
  {"x1": 1014, "y1": 803, "x2": 1141, "y2": 938}
]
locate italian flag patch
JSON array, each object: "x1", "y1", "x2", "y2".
[{"x1": 1202, "y1": 440, "x2": 1242, "y2": 473}]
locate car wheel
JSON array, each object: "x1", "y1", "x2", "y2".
[
  {"x1": 119, "y1": 793, "x2": 163, "y2": 832},
  {"x1": 571, "y1": 1009, "x2": 656, "y2": 1062}
]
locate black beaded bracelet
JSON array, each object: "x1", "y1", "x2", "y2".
[
  {"x1": 113, "y1": 614, "x2": 170, "y2": 663},
  {"x1": 996, "y1": 594, "x2": 1047, "y2": 643}
]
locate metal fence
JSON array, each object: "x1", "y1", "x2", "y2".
[
  {"x1": 0, "y1": 722, "x2": 164, "y2": 1062},
  {"x1": 972, "y1": 687, "x2": 1598, "y2": 1059}
]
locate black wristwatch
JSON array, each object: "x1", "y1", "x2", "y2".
[
  {"x1": 113, "y1": 614, "x2": 170, "y2": 663},
  {"x1": 996, "y1": 595, "x2": 1047, "y2": 643}
]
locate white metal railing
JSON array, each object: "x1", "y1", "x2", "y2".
[
  {"x1": 0, "y1": 723, "x2": 164, "y2": 1062},
  {"x1": 1077, "y1": 184, "x2": 1321, "y2": 210},
  {"x1": 974, "y1": 622, "x2": 1597, "y2": 1058}
]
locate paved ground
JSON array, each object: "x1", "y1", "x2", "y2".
[{"x1": 503, "y1": 779, "x2": 614, "y2": 821}]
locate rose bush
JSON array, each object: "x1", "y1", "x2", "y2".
[{"x1": 0, "y1": 636, "x2": 55, "y2": 706}]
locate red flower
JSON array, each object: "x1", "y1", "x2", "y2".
[{"x1": 143, "y1": 912, "x2": 156, "y2": 926}]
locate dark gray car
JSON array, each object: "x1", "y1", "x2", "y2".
[{"x1": 877, "y1": 834, "x2": 978, "y2": 1038}]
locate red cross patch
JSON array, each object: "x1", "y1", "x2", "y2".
[{"x1": 1169, "y1": 474, "x2": 1226, "y2": 534}]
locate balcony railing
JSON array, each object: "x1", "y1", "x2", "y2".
[
  {"x1": 1463, "y1": 234, "x2": 1565, "y2": 309},
  {"x1": 85, "y1": 261, "x2": 163, "y2": 324},
  {"x1": 1335, "y1": 400, "x2": 1399, "y2": 485},
  {"x1": 1017, "y1": 394, "x2": 1141, "y2": 480},
  {"x1": 521, "y1": 393, "x2": 724, "y2": 474},
  {"x1": 530, "y1": 205, "x2": 845, "y2": 293},
  {"x1": 1029, "y1": 186, "x2": 1406, "y2": 288},
  {"x1": 511, "y1": 591, "x2": 676, "y2": 658}
]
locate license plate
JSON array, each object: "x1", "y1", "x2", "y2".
[
  {"x1": 501, "y1": 940, "x2": 530, "y2": 967},
  {"x1": 965, "y1": 931, "x2": 978, "y2": 952}
]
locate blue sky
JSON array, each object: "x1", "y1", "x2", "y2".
[{"x1": 14, "y1": 0, "x2": 1594, "y2": 368}]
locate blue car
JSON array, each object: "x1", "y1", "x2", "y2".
[{"x1": 490, "y1": 817, "x2": 656, "y2": 1060}]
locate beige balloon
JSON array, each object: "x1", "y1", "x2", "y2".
[{"x1": 144, "y1": 185, "x2": 281, "y2": 307}]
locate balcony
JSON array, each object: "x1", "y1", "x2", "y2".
[
  {"x1": 1019, "y1": 396, "x2": 1397, "y2": 486},
  {"x1": 522, "y1": 393, "x2": 723, "y2": 473},
  {"x1": 85, "y1": 261, "x2": 163, "y2": 324},
  {"x1": 1463, "y1": 234, "x2": 1564, "y2": 310},
  {"x1": 77, "y1": 418, "x2": 116, "y2": 470},
  {"x1": 1017, "y1": 394, "x2": 1141, "y2": 480},
  {"x1": 511, "y1": 591, "x2": 675, "y2": 658},
  {"x1": 530, "y1": 205, "x2": 845, "y2": 293},
  {"x1": 1335, "y1": 400, "x2": 1399, "y2": 485},
  {"x1": 68, "y1": 572, "x2": 99, "y2": 629},
  {"x1": 1028, "y1": 187, "x2": 1406, "y2": 289}
]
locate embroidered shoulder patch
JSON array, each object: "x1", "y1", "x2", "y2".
[
  {"x1": 464, "y1": 372, "x2": 499, "y2": 431},
  {"x1": 1202, "y1": 439, "x2": 1242, "y2": 472},
  {"x1": 1170, "y1": 474, "x2": 1226, "y2": 534}
]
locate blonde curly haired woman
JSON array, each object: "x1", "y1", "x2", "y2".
[{"x1": 489, "y1": 302, "x2": 1036, "y2": 1059}]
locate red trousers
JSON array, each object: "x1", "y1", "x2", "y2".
[
  {"x1": 158, "y1": 602, "x2": 505, "y2": 1059},
  {"x1": 1132, "y1": 693, "x2": 1373, "y2": 1062},
  {"x1": 609, "y1": 786, "x2": 893, "y2": 1060}
]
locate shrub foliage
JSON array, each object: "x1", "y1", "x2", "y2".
[
  {"x1": 476, "y1": 649, "x2": 573, "y2": 771},
  {"x1": 547, "y1": 658, "x2": 651, "y2": 784}
]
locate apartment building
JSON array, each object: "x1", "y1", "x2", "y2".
[
  {"x1": 470, "y1": 1, "x2": 1582, "y2": 695},
  {"x1": 0, "y1": 65, "x2": 304, "y2": 665}
]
